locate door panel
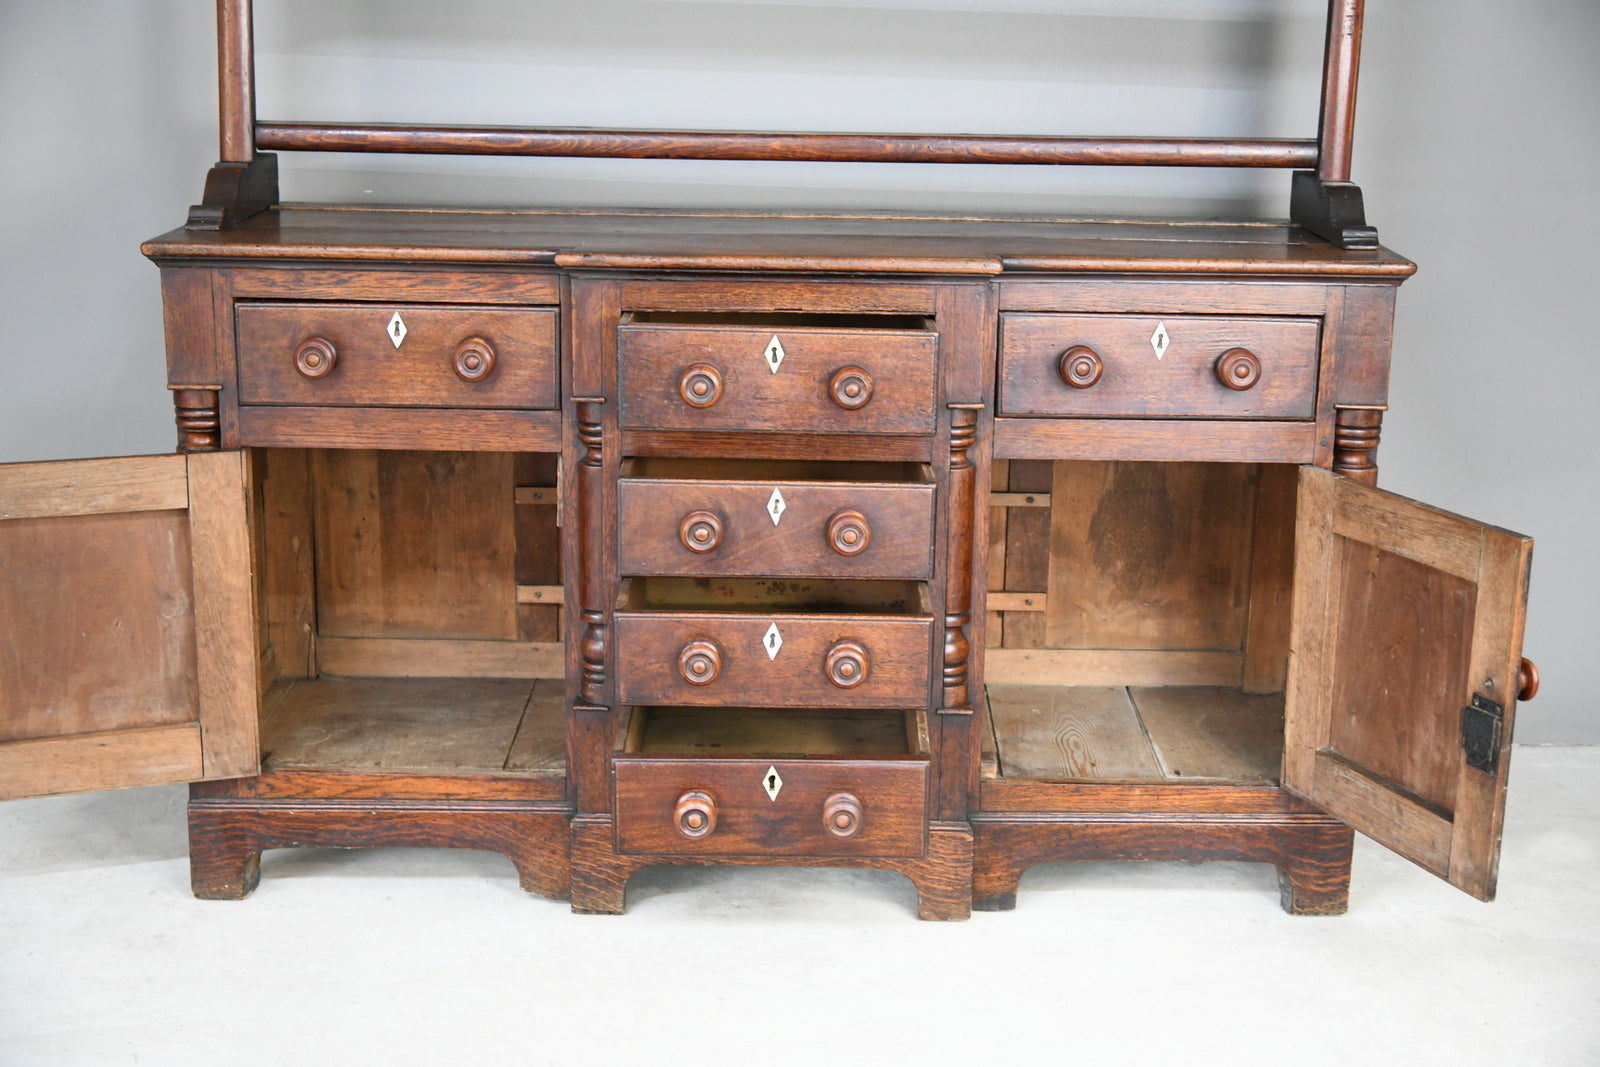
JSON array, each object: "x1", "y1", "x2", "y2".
[
  {"x1": 1285, "y1": 466, "x2": 1532, "y2": 900},
  {"x1": 0, "y1": 452, "x2": 259, "y2": 799}
]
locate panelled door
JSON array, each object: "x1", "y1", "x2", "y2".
[
  {"x1": 1285, "y1": 466, "x2": 1534, "y2": 900},
  {"x1": 0, "y1": 452, "x2": 259, "y2": 800}
]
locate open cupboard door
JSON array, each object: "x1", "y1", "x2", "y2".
[
  {"x1": 1284, "y1": 466, "x2": 1534, "y2": 900},
  {"x1": 0, "y1": 452, "x2": 259, "y2": 800}
]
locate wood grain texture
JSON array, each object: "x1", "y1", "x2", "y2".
[
  {"x1": 186, "y1": 450, "x2": 261, "y2": 779},
  {"x1": 614, "y1": 757, "x2": 927, "y2": 857},
  {"x1": 1046, "y1": 461, "x2": 1258, "y2": 651},
  {"x1": 998, "y1": 459, "x2": 1052, "y2": 650},
  {"x1": 0, "y1": 454, "x2": 188, "y2": 520},
  {"x1": 187, "y1": 792, "x2": 572, "y2": 900},
  {"x1": 314, "y1": 637, "x2": 564, "y2": 679},
  {"x1": 987, "y1": 685, "x2": 1160, "y2": 780},
  {"x1": 1242, "y1": 462, "x2": 1297, "y2": 692},
  {"x1": 0, "y1": 509, "x2": 197, "y2": 743},
  {"x1": 1129, "y1": 687, "x2": 1283, "y2": 782},
  {"x1": 260, "y1": 677, "x2": 548, "y2": 775},
  {"x1": 617, "y1": 322, "x2": 937, "y2": 435},
  {"x1": 0, "y1": 724, "x2": 203, "y2": 801},
  {"x1": 571, "y1": 815, "x2": 971, "y2": 920},
  {"x1": 993, "y1": 418, "x2": 1316, "y2": 463},
  {"x1": 253, "y1": 449, "x2": 316, "y2": 682},
  {"x1": 971, "y1": 812, "x2": 1352, "y2": 915},
  {"x1": 312, "y1": 450, "x2": 517, "y2": 640},
  {"x1": 618, "y1": 476, "x2": 934, "y2": 579},
  {"x1": 237, "y1": 304, "x2": 557, "y2": 409},
  {"x1": 237, "y1": 406, "x2": 561, "y2": 451},
  {"x1": 1000, "y1": 314, "x2": 1320, "y2": 418}
]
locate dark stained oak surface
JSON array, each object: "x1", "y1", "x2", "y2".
[{"x1": 144, "y1": 207, "x2": 1417, "y2": 277}]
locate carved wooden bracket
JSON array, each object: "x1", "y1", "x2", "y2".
[{"x1": 170, "y1": 385, "x2": 222, "y2": 451}]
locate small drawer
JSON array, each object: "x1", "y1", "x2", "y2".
[
  {"x1": 614, "y1": 579, "x2": 933, "y2": 709},
  {"x1": 999, "y1": 313, "x2": 1320, "y2": 419},
  {"x1": 618, "y1": 459, "x2": 936, "y2": 579},
  {"x1": 614, "y1": 708, "x2": 929, "y2": 857},
  {"x1": 617, "y1": 315, "x2": 938, "y2": 434},
  {"x1": 237, "y1": 302, "x2": 558, "y2": 409}
]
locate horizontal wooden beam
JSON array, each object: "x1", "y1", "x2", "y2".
[
  {"x1": 516, "y1": 585, "x2": 563, "y2": 605},
  {"x1": 985, "y1": 648, "x2": 1244, "y2": 688},
  {"x1": 990, "y1": 492, "x2": 1050, "y2": 509},
  {"x1": 316, "y1": 638, "x2": 565, "y2": 679},
  {"x1": 256, "y1": 123, "x2": 1320, "y2": 169},
  {"x1": 987, "y1": 592, "x2": 1046, "y2": 613}
]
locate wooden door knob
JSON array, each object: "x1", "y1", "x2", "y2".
[
  {"x1": 678, "y1": 640, "x2": 722, "y2": 686},
  {"x1": 1517, "y1": 658, "x2": 1540, "y2": 701},
  {"x1": 674, "y1": 791, "x2": 717, "y2": 838},
  {"x1": 679, "y1": 363, "x2": 724, "y2": 408},
  {"x1": 826, "y1": 510, "x2": 872, "y2": 556},
  {"x1": 452, "y1": 336, "x2": 497, "y2": 382},
  {"x1": 824, "y1": 640, "x2": 869, "y2": 688},
  {"x1": 679, "y1": 510, "x2": 724, "y2": 553},
  {"x1": 293, "y1": 336, "x2": 338, "y2": 379},
  {"x1": 829, "y1": 366, "x2": 874, "y2": 410},
  {"x1": 822, "y1": 793, "x2": 863, "y2": 838},
  {"x1": 1215, "y1": 348, "x2": 1262, "y2": 391},
  {"x1": 1057, "y1": 345, "x2": 1103, "y2": 389}
]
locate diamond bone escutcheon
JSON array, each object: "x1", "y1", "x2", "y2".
[
  {"x1": 1150, "y1": 321, "x2": 1170, "y2": 360},
  {"x1": 764, "y1": 335, "x2": 785, "y2": 373},
  {"x1": 387, "y1": 312, "x2": 407, "y2": 349},
  {"x1": 763, "y1": 766, "x2": 783, "y2": 801},
  {"x1": 763, "y1": 622, "x2": 783, "y2": 660},
  {"x1": 766, "y1": 487, "x2": 787, "y2": 525}
]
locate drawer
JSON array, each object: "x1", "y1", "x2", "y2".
[
  {"x1": 614, "y1": 579, "x2": 934, "y2": 709},
  {"x1": 999, "y1": 313, "x2": 1320, "y2": 419},
  {"x1": 617, "y1": 317, "x2": 938, "y2": 434},
  {"x1": 237, "y1": 303, "x2": 558, "y2": 409},
  {"x1": 614, "y1": 708, "x2": 929, "y2": 857},
  {"x1": 617, "y1": 459, "x2": 935, "y2": 579}
]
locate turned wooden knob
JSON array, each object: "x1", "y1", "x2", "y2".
[
  {"x1": 1215, "y1": 348, "x2": 1262, "y2": 391},
  {"x1": 826, "y1": 510, "x2": 872, "y2": 556},
  {"x1": 822, "y1": 793, "x2": 863, "y2": 839},
  {"x1": 678, "y1": 640, "x2": 722, "y2": 686},
  {"x1": 1517, "y1": 657, "x2": 1540, "y2": 701},
  {"x1": 674, "y1": 791, "x2": 717, "y2": 839},
  {"x1": 452, "y1": 336, "x2": 497, "y2": 382},
  {"x1": 293, "y1": 336, "x2": 338, "y2": 380},
  {"x1": 678, "y1": 363, "x2": 724, "y2": 408},
  {"x1": 824, "y1": 640, "x2": 869, "y2": 689},
  {"x1": 1057, "y1": 345, "x2": 1103, "y2": 389},
  {"x1": 829, "y1": 366, "x2": 874, "y2": 410},
  {"x1": 678, "y1": 510, "x2": 724, "y2": 553}
]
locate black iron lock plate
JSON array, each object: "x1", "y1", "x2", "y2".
[{"x1": 1461, "y1": 693, "x2": 1505, "y2": 774}]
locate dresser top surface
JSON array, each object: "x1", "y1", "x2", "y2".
[{"x1": 144, "y1": 206, "x2": 1415, "y2": 279}]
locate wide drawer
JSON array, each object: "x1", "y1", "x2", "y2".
[
  {"x1": 999, "y1": 313, "x2": 1320, "y2": 419},
  {"x1": 617, "y1": 318, "x2": 938, "y2": 434},
  {"x1": 237, "y1": 302, "x2": 558, "y2": 409},
  {"x1": 616, "y1": 757, "x2": 927, "y2": 857},
  {"x1": 614, "y1": 578, "x2": 933, "y2": 709},
  {"x1": 617, "y1": 460, "x2": 935, "y2": 579}
]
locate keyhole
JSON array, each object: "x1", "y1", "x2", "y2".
[
  {"x1": 766, "y1": 772, "x2": 778, "y2": 792},
  {"x1": 767, "y1": 633, "x2": 777, "y2": 649}
]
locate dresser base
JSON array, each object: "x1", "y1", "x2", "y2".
[
  {"x1": 187, "y1": 786, "x2": 573, "y2": 902},
  {"x1": 970, "y1": 810, "x2": 1354, "y2": 915},
  {"x1": 570, "y1": 815, "x2": 973, "y2": 920}
]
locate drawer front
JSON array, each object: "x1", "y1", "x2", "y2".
[
  {"x1": 237, "y1": 303, "x2": 558, "y2": 409},
  {"x1": 614, "y1": 757, "x2": 927, "y2": 856},
  {"x1": 615, "y1": 613, "x2": 933, "y2": 709},
  {"x1": 618, "y1": 478, "x2": 936, "y2": 579},
  {"x1": 999, "y1": 313, "x2": 1320, "y2": 418},
  {"x1": 617, "y1": 324, "x2": 938, "y2": 433}
]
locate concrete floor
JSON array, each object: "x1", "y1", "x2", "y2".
[{"x1": 2, "y1": 746, "x2": 1596, "y2": 1066}]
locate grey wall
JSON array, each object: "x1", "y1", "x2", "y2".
[{"x1": 2, "y1": 0, "x2": 1595, "y2": 743}]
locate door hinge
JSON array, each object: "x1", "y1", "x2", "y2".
[{"x1": 1461, "y1": 693, "x2": 1505, "y2": 774}]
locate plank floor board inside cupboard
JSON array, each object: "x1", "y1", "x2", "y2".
[
  {"x1": 260, "y1": 676, "x2": 565, "y2": 776},
  {"x1": 986, "y1": 684, "x2": 1283, "y2": 784}
]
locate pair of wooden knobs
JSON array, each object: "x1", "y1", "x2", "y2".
[
  {"x1": 679, "y1": 509, "x2": 871, "y2": 556},
  {"x1": 678, "y1": 639, "x2": 869, "y2": 689},
  {"x1": 293, "y1": 336, "x2": 498, "y2": 382},
  {"x1": 679, "y1": 363, "x2": 874, "y2": 410},
  {"x1": 1057, "y1": 345, "x2": 1262, "y2": 391},
  {"x1": 674, "y1": 790, "x2": 863, "y2": 839}
]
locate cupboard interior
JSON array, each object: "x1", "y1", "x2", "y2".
[
  {"x1": 983, "y1": 459, "x2": 1297, "y2": 785},
  {"x1": 251, "y1": 447, "x2": 565, "y2": 777}
]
